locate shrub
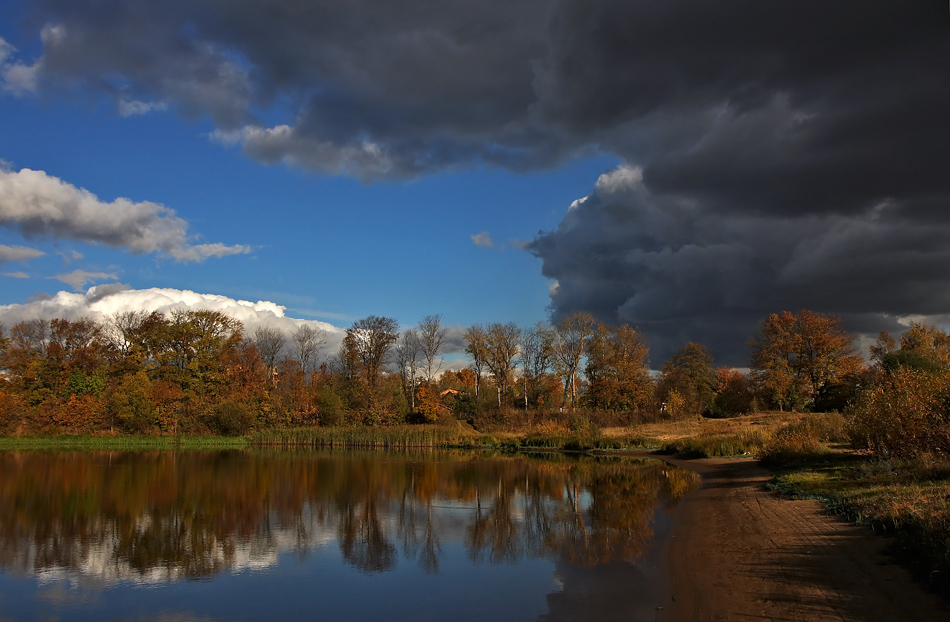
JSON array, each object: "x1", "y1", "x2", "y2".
[
  {"x1": 211, "y1": 400, "x2": 255, "y2": 436},
  {"x1": 759, "y1": 414, "x2": 847, "y2": 466},
  {"x1": 848, "y1": 369, "x2": 950, "y2": 459},
  {"x1": 0, "y1": 390, "x2": 26, "y2": 434},
  {"x1": 316, "y1": 385, "x2": 345, "y2": 426},
  {"x1": 662, "y1": 430, "x2": 767, "y2": 458}
]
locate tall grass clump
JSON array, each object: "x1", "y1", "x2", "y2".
[
  {"x1": 661, "y1": 429, "x2": 768, "y2": 458},
  {"x1": 520, "y1": 418, "x2": 651, "y2": 452},
  {"x1": 249, "y1": 425, "x2": 483, "y2": 449},
  {"x1": 760, "y1": 413, "x2": 848, "y2": 466}
]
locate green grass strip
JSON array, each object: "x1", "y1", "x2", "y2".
[{"x1": 0, "y1": 435, "x2": 250, "y2": 450}]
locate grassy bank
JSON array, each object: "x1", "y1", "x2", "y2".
[
  {"x1": 769, "y1": 456, "x2": 950, "y2": 593},
  {"x1": 249, "y1": 425, "x2": 484, "y2": 449},
  {"x1": 0, "y1": 434, "x2": 250, "y2": 450},
  {"x1": 0, "y1": 422, "x2": 659, "y2": 452},
  {"x1": 249, "y1": 424, "x2": 654, "y2": 452},
  {"x1": 627, "y1": 411, "x2": 848, "y2": 460},
  {"x1": 626, "y1": 410, "x2": 950, "y2": 596}
]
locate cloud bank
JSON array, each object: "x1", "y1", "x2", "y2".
[
  {"x1": 0, "y1": 286, "x2": 344, "y2": 346},
  {"x1": 530, "y1": 166, "x2": 950, "y2": 365},
  {"x1": 0, "y1": 168, "x2": 250, "y2": 261}
]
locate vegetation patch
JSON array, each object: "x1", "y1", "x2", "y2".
[
  {"x1": 0, "y1": 434, "x2": 249, "y2": 451},
  {"x1": 759, "y1": 413, "x2": 848, "y2": 466},
  {"x1": 659, "y1": 430, "x2": 768, "y2": 458},
  {"x1": 768, "y1": 456, "x2": 950, "y2": 595},
  {"x1": 250, "y1": 425, "x2": 484, "y2": 449}
]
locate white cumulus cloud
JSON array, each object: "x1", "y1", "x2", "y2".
[
  {"x1": 594, "y1": 165, "x2": 643, "y2": 195},
  {"x1": 0, "y1": 286, "x2": 345, "y2": 346},
  {"x1": 0, "y1": 167, "x2": 250, "y2": 261},
  {"x1": 0, "y1": 36, "x2": 41, "y2": 95}
]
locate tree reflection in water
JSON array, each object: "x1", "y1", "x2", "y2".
[{"x1": 0, "y1": 450, "x2": 699, "y2": 584}]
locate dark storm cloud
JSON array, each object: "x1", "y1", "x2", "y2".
[
  {"x1": 5, "y1": 0, "x2": 950, "y2": 364},
  {"x1": 530, "y1": 165, "x2": 950, "y2": 366},
  {"x1": 525, "y1": 0, "x2": 950, "y2": 366},
  {"x1": 9, "y1": 0, "x2": 563, "y2": 177}
]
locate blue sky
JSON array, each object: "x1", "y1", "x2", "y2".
[
  {"x1": 1, "y1": 1, "x2": 948, "y2": 367},
  {"x1": 0, "y1": 81, "x2": 616, "y2": 328},
  {"x1": 0, "y1": 0, "x2": 618, "y2": 336}
]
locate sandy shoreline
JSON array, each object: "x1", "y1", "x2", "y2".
[{"x1": 647, "y1": 454, "x2": 949, "y2": 622}]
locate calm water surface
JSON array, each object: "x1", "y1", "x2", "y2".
[{"x1": 0, "y1": 450, "x2": 699, "y2": 621}]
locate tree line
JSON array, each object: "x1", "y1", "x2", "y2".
[{"x1": 0, "y1": 307, "x2": 947, "y2": 450}]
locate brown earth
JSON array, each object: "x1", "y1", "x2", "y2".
[{"x1": 651, "y1": 454, "x2": 950, "y2": 622}]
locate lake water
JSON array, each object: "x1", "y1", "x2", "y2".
[{"x1": 0, "y1": 449, "x2": 699, "y2": 621}]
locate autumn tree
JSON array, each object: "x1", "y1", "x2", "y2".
[
  {"x1": 711, "y1": 368, "x2": 753, "y2": 417},
  {"x1": 657, "y1": 343, "x2": 716, "y2": 418},
  {"x1": 1, "y1": 319, "x2": 50, "y2": 400},
  {"x1": 329, "y1": 331, "x2": 366, "y2": 418},
  {"x1": 871, "y1": 323, "x2": 950, "y2": 374},
  {"x1": 108, "y1": 370, "x2": 157, "y2": 433},
  {"x1": 551, "y1": 312, "x2": 596, "y2": 410},
  {"x1": 584, "y1": 323, "x2": 652, "y2": 415},
  {"x1": 159, "y1": 310, "x2": 244, "y2": 431},
  {"x1": 749, "y1": 310, "x2": 862, "y2": 411},
  {"x1": 464, "y1": 324, "x2": 488, "y2": 399},
  {"x1": 47, "y1": 317, "x2": 109, "y2": 395},
  {"x1": 849, "y1": 368, "x2": 950, "y2": 459}
]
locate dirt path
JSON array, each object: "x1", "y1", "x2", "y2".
[{"x1": 651, "y1": 455, "x2": 949, "y2": 622}]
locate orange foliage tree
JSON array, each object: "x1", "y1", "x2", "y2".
[{"x1": 749, "y1": 310, "x2": 863, "y2": 411}]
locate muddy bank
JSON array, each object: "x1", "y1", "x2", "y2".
[{"x1": 650, "y1": 455, "x2": 949, "y2": 621}]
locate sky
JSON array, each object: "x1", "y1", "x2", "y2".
[{"x1": 0, "y1": 0, "x2": 948, "y2": 368}]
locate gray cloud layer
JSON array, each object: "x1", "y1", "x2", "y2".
[
  {"x1": 4, "y1": 0, "x2": 949, "y2": 364},
  {"x1": 0, "y1": 243, "x2": 44, "y2": 264}
]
